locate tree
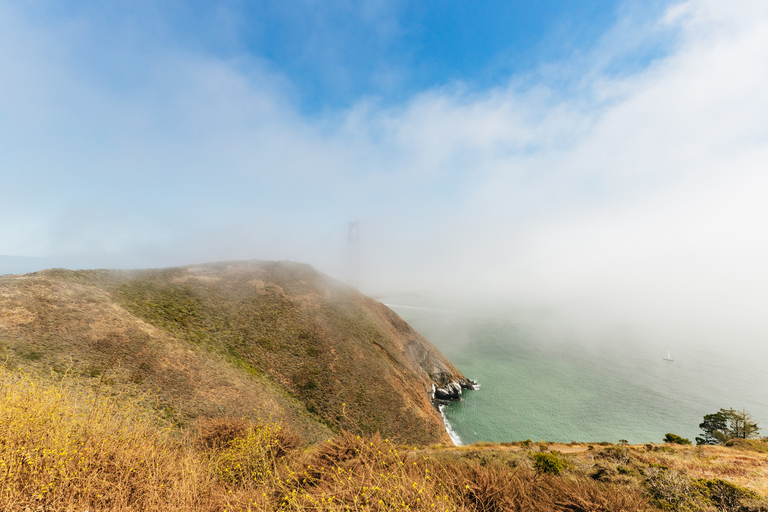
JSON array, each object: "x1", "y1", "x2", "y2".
[
  {"x1": 724, "y1": 408, "x2": 759, "y2": 439},
  {"x1": 696, "y1": 408, "x2": 760, "y2": 445},
  {"x1": 696, "y1": 411, "x2": 729, "y2": 445}
]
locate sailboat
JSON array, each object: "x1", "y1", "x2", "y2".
[{"x1": 663, "y1": 350, "x2": 674, "y2": 361}]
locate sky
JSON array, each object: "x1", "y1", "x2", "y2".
[{"x1": 2, "y1": 0, "x2": 768, "y2": 345}]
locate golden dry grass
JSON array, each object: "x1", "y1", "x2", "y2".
[
  {"x1": 0, "y1": 369, "x2": 216, "y2": 511},
  {"x1": 1, "y1": 369, "x2": 659, "y2": 511},
  {"x1": 635, "y1": 444, "x2": 768, "y2": 496}
]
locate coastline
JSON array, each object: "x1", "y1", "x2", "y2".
[
  {"x1": 439, "y1": 404, "x2": 463, "y2": 446},
  {"x1": 433, "y1": 378, "x2": 477, "y2": 446}
]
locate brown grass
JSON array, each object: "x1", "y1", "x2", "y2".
[
  {"x1": 196, "y1": 417, "x2": 251, "y2": 450},
  {"x1": 0, "y1": 369, "x2": 663, "y2": 511},
  {"x1": 635, "y1": 444, "x2": 768, "y2": 496},
  {"x1": 0, "y1": 271, "x2": 333, "y2": 443},
  {"x1": 3, "y1": 368, "x2": 767, "y2": 511},
  {"x1": 0, "y1": 369, "x2": 216, "y2": 511}
]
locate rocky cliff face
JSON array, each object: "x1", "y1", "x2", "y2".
[
  {"x1": 0, "y1": 260, "x2": 473, "y2": 445},
  {"x1": 362, "y1": 297, "x2": 475, "y2": 402}
]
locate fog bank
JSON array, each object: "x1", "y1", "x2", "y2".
[{"x1": 2, "y1": 1, "x2": 768, "y2": 349}]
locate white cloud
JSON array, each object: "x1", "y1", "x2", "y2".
[
  {"x1": 2, "y1": 0, "x2": 768, "y2": 345},
  {"x1": 345, "y1": 0, "x2": 768, "y2": 346}
]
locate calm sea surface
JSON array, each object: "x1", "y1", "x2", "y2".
[{"x1": 387, "y1": 301, "x2": 768, "y2": 445}]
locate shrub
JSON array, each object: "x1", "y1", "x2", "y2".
[
  {"x1": 195, "y1": 417, "x2": 249, "y2": 449},
  {"x1": 283, "y1": 431, "x2": 459, "y2": 510},
  {"x1": 697, "y1": 478, "x2": 760, "y2": 512},
  {"x1": 214, "y1": 422, "x2": 289, "y2": 486},
  {"x1": 455, "y1": 461, "x2": 527, "y2": 511},
  {"x1": 599, "y1": 444, "x2": 632, "y2": 464},
  {"x1": 726, "y1": 438, "x2": 768, "y2": 454},
  {"x1": 665, "y1": 432, "x2": 692, "y2": 445},
  {"x1": 644, "y1": 466, "x2": 704, "y2": 510},
  {"x1": 532, "y1": 452, "x2": 570, "y2": 475}
]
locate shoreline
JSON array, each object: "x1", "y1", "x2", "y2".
[
  {"x1": 435, "y1": 379, "x2": 478, "y2": 446},
  {"x1": 439, "y1": 404, "x2": 463, "y2": 446}
]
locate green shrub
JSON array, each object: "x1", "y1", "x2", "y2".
[
  {"x1": 665, "y1": 432, "x2": 692, "y2": 445},
  {"x1": 533, "y1": 452, "x2": 570, "y2": 475},
  {"x1": 697, "y1": 478, "x2": 759, "y2": 511}
]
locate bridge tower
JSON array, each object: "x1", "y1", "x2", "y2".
[{"x1": 347, "y1": 221, "x2": 360, "y2": 289}]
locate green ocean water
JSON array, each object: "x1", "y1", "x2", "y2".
[{"x1": 388, "y1": 303, "x2": 768, "y2": 446}]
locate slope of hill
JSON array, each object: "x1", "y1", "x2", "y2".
[
  {"x1": 3, "y1": 367, "x2": 767, "y2": 511},
  {"x1": 0, "y1": 260, "x2": 472, "y2": 445}
]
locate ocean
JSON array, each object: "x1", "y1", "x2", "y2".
[{"x1": 386, "y1": 300, "x2": 768, "y2": 446}]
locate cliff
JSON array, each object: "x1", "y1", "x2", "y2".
[{"x1": 0, "y1": 260, "x2": 472, "y2": 445}]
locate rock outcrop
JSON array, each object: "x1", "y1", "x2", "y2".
[{"x1": 433, "y1": 377, "x2": 475, "y2": 402}]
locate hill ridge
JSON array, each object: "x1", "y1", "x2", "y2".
[{"x1": 0, "y1": 259, "x2": 472, "y2": 445}]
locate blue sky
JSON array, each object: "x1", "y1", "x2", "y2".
[
  {"x1": 225, "y1": 0, "x2": 642, "y2": 109},
  {"x1": 19, "y1": 0, "x2": 662, "y2": 111},
  {"x1": 3, "y1": 0, "x2": 768, "y2": 344}
]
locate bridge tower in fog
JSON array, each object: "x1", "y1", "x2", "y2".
[{"x1": 348, "y1": 221, "x2": 360, "y2": 289}]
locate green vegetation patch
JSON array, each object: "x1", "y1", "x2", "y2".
[
  {"x1": 664, "y1": 432, "x2": 692, "y2": 445},
  {"x1": 115, "y1": 280, "x2": 205, "y2": 333},
  {"x1": 697, "y1": 478, "x2": 760, "y2": 511},
  {"x1": 533, "y1": 452, "x2": 571, "y2": 475},
  {"x1": 108, "y1": 262, "x2": 447, "y2": 446}
]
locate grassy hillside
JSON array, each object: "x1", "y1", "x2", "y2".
[
  {"x1": 0, "y1": 260, "x2": 468, "y2": 445},
  {"x1": 0, "y1": 265, "x2": 332, "y2": 443},
  {"x1": 3, "y1": 368, "x2": 767, "y2": 511}
]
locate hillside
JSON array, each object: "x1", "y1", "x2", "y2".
[
  {"x1": 0, "y1": 260, "x2": 472, "y2": 446},
  {"x1": 3, "y1": 368, "x2": 768, "y2": 511}
]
